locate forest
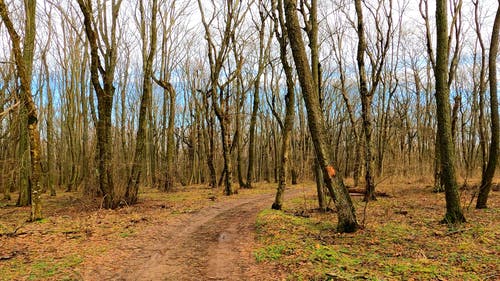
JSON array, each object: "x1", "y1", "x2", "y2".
[{"x1": 0, "y1": 0, "x2": 499, "y2": 280}]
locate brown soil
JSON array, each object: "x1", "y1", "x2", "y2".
[{"x1": 80, "y1": 190, "x2": 299, "y2": 281}]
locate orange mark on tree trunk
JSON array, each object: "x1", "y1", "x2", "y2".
[{"x1": 326, "y1": 165, "x2": 336, "y2": 178}]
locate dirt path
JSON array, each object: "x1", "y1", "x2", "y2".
[{"x1": 82, "y1": 189, "x2": 301, "y2": 281}]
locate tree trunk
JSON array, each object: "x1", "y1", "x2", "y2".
[
  {"x1": 272, "y1": 0, "x2": 295, "y2": 210},
  {"x1": 307, "y1": 0, "x2": 327, "y2": 210},
  {"x1": 314, "y1": 160, "x2": 327, "y2": 210},
  {"x1": 42, "y1": 52, "x2": 56, "y2": 197},
  {"x1": 246, "y1": 77, "x2": 259, "y2": 189},
  {"x1": 96, "y1": 89, "x2": 116, "y2": 209},
  {"x1": 77, "y1": 0, "x2": 121, "y2": 209},
  {"x1": 235, "y1": 81, "x2": 246, "y2": 188},
  {"x1": 0, "y1": 0, "x2": 43, "y2": 220},
  {"x1": 435, "y1": 0, "x2": 465, "y2": 223},
  {"x1": 354, "y1": 0, "x2": 376, "y2": 202},
  {"x1": 81, "y1": 46, "x2": 97, "y2": 197},
  {"x1": 214, "y1": 86, "x2": 235, "y2": 196},
  {"x1": 204, "y1": 94, "x2": 217, "y2": 188},
  {"x1": 476, "y1": 3, "x2": 499, "y2": 209},
  {"x1": 284, "y1": 0, "x2": 359, "y2": 233},
  {"x1": 17, "y1": 111, "x2": 31, "y2": 207},
  {"x1": 126, "y1": 0, "x2": 158, "y2": 203},
  {"x1": 433, "y1": 132, "x2": 444, "y2": 192},
  {"x1": 153, "y1": 79, "x2": 177, "y2": 192}
]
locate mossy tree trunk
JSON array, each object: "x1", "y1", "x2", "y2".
[
  {"x1": 42, "y1": 51, "x2": 56, "y2": 197},
  {"x1": 77, "y1": 0, "x2": 122, "y2": 209},
  {"x1": 355, "y1": 0, "x2": 376, "y2": 201},
  {"x1": 0, "y1": 0, "x2": 43, "y2": 220},
  {"x1": 476, "y1": 2, "x2": 499, "y2": 209},
  {"x1": 434, "y1": 0, "x2": 466, "y2": 223},
  {"x1": 354, "y1": 0, "x2": 392, "y2": 202},
  {"x1": 271, "y1": 0, "x2": 296, "y2": 210},
  {"x1": 126, "y1": 0, "x2": 158, "y2": 203},
  {"x1": 298, "y1": 0, "x2": 327, "y2": 211},
  {"x1": 283, "y1": 0, "x2": 359, "y2": 233}
]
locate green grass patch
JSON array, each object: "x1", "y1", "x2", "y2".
[
  {"x1": 254, "y1": 190, "x2": 500, "y2": 281},
  {"x1": 0, "y1": 254, "x2": 84, "y2": 281},
  {"x1": 29, "y1": 255, "x2": 83, "y2": 280},
  {"x1": 35, "y1": 218, "x2": 49, "y2": 224},
  {"x1": 309, "y1": 244, "x2": 361, "y2": 266},
  {"x1": 254, "y1": 244, "x2": 288, "y2": 262},
  {"x1": 119, "y1": 230, "x2": 134, "y2": 238}
]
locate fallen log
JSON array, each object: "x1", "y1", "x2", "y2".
[{"x1": 347, "y1": 187, "x2": 391, "y2": 197}]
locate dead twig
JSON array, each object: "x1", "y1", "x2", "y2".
[
  {"x1": 443, "y1": 227, "x2": 473, "y2": 236},
  {"x1": 0, "y1": 222, "x2": 26, "y2": 237},
  {"x1": 361, "y1": 200, "x2": 369, "y2": 228},
  {"x1": 484, "y1": 273, "x2": 499, "y2": 280},
  {"x1": 0, "y1": 251, "x2": 19, "y2": 261},
  {"x1": 0, "y1": 101, "x2": 20, "y2": 119},
  {"x1": 467, "y1": 190, "x2": 477, "y2": 211},
  {"x1": 99, "y1": 194, "x2": 108, "y2": 209},
  {"x1": 374, "y1": 174, "x2": 393, "y2": 187}
]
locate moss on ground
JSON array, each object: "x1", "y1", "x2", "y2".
[{"x1": 254, "y1": 180, "x2": 500, "y2": 280}]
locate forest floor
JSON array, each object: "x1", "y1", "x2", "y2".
[{"x1": 0, "y1": 177, "x2": 499, "y2": 280}]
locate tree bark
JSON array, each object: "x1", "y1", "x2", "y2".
[
  {"x1": 284, "y1": 0, "x2": 359, "y2": 233},
  {"x1": 435, "y1": 0, "x2": 465, "y2": 223},
  {"x1": 305, "y1": 0, "x2": 327, "y2": 211},
  {"x1": 198, "y1": 0, "x2": 243, "y2": 195},
  {"x1": 271, "y1": 0, "x2": 295, "y2": 210},
  {"x1": 154, "y1": 79, "x2": 177, "y2": 191},
  {"x1": 77, "y1": 0, "x2": 122, "y2": 209},
  {"x1": 355, "y1": 0, "x2": 376, "y2": 202},
  {"x1": 42, "y1": 52, "x2": 56, "y2": 197},
  {"x1": 204, "y1": 91, "x2": 217, "y2": 188},
  {"x1": 0, "y1": 0, "x2": 43, "y2": 220},
  {"x1": 476, "y1": 2, "x2": 499, "y2": 209},
  {"x1": 126, "y1": 0, "x2": 158, "y2": 203}
]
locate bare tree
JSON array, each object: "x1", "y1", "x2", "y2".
[
  {"x1": 41, "y1": 30, "x2": 56, "y2": 197},
  {"x1": 126, "y1": 0, "x2": 158, "y2": 203},
  {"x1": 246, "y1": 0, "x2": 270, "y2": 189},
  {"x1": 0, "y1": 0, "x2": 43, "y2": 220},
  {"x1": 283, "y1": 0, "x2": 359, "y2": 233},
  {"x1": 271, "y1": 0, "x2": 296, "y2": 210},
  {"x1": 477, "y1": 0, "x2": 499, "y2": 209},
  {"x1": 77, "y1": 0, "x2": 123, "y2": 208},
  {"x1": 434, "y1": 0, "x2": 466, "y2": 223},
  {"x1": 472, "y1": 0, "x2": 488, "y2": 178},
  {"x1": 420, "y1": 0, "x2": 463, "y2": 192},
  {"x1": 354, "y1": 0, "x2": 393, "y2": 201},
  {"x1": 198, "y1": 0, "x2": 248, "y2": 195}
]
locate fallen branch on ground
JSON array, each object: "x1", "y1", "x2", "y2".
[
  {"x1": 0, "y1": 223, "x2": 26, "y2": 237},
  {"x1": 347, "y1": 187, "x2": 391, "y2": 197},
  {"x1": 0, "y1": 251, "x2": 20, "y2": 261}
]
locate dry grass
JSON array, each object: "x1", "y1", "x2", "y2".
[
  {"x1": 1, "y1": 178, "x2": 498, "y2": 281},
  {"x1": 0, "y1": 183, "x2": 277, "y2": 281}
]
